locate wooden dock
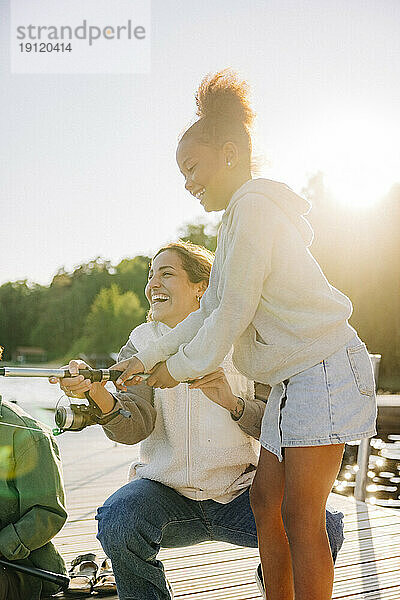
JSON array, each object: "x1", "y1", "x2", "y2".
[{"x1": 54, "y1": 426, "x2": 400, "y2": 599}]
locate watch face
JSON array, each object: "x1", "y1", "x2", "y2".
[{"x1": 231, "y1": 397, "x2": 245, "y2": 420}]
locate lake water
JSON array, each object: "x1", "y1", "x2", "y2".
[
  {"x1": 335, "y1": 437, "x2": 400, "y2": 509},
  {"x1": 0, "y1": 376, "x2": 62, "y2": 424},
  {"x1": 1, "y1": 376, "x2": 399, "y2": 509}
]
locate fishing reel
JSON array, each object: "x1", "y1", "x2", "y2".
[{"x1": 54, "y1": 392, "x2": 112, "y2": 433}]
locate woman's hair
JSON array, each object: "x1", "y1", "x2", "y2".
[
  {"x1": 147, "y1": 240, "x2": 214, "y2": 321},
  {"x1": 181, "y1": 69, "x2": 256, "y2": 168}
]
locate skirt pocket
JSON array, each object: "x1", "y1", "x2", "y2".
[{"x1": 346, "y1": 343, "x2": 375, "y2": 396}]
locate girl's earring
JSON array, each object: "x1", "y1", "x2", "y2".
[
  {"x1": 227, "y1": 161, "x2": 232, "y2": 167},
  {"x1": 196, "y1": 295, "x2": 201, "y2": 303}
]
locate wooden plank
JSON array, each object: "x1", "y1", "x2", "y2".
[{"x1": 52, "y1": 428, "x2": 400, "y2": 600}]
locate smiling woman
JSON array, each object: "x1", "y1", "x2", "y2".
[
  {"x1": 50, "y1": 239, "x2": 272, "y2": 600},
  {"x1": 146, "y1": 242, "x2": 212, "y2": 327}
]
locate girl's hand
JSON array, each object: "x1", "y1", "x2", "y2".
[
  {"x1": 49, "y1": 359, "x2": 93, "y2": 399},
  {"x1": 110, "y1": 356, "x2": 145, "y2": 390},
  {"x1": 146, "y1": 362, "x2": 179, "y2": 389},
  {"x1": 188, "y1": 368, "x2": 242, "y2": 415}
]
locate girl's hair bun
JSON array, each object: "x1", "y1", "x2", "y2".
[
  {"x1": 180, "y1": 69, "x2": 254, "y2": 167},
  {"x1": 195, "y1": 69, "x2": 255, "y2": 131}
]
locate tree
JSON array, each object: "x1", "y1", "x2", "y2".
[
  {"x1": 30, "y1": 258, "x2": 113, "y2": 359},
  {"x1": 73, "y1": 284, "x2": 145, "y2": 355},
  {"x1": 178, "y1": 220, "x2": 219, "y2": 252},
  {"x1": 0, "y1": 281, "x2": 43, "y2": 360},
  {"x1": 114, "y1": 255, "x2": 150, "y2": 310}
]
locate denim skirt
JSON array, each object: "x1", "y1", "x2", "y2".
[{"x1": 259, "y1": 336, "x2": 377, "y2": 461}]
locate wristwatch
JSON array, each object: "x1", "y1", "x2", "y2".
[{"x1": 230, "y1": 397, "x2": 245, "y2": 421}]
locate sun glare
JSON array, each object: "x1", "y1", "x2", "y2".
[
  {"x1": 326, "y1": 174, "x2": 383, "y2": 210},
  {"x1": 310, "y1": 113, "x2": 397, "y2": 210}
]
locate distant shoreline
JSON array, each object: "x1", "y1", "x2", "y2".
[{"x1": 2, "y1": 360, "x2": 65, "y2": 368}]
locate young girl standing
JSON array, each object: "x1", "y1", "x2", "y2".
[{"x1": 114, "y1": 70, "x2": 377, "y2": 600}]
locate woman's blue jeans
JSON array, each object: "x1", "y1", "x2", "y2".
[{"x1": 96, "y1": 478, "x2": 344, "y2": 600}]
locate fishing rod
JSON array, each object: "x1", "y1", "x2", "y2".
[
  {"x1": 0, "y1": 558, "x2": 70, "y2": 591},
  {"x1": 0, "y1": 366, "x2": 149, "y2": 383},
  {"x1": 0, "y1": 367, "x2": 150, "y2": 434}
]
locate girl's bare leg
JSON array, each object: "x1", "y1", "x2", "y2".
[
  {"x1": 282, "y1": 444, "x2": 345, "y2": 600},
  {"x1": 250, "y1": 447, "x2": 294, "y2": 600}
]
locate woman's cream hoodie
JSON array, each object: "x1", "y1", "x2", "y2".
[{"x1": 103, "y1": 321, "x2": 262, "y2": 503}]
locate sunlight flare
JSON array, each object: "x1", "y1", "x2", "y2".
[{"x1": 310, "y1": 112, "x2": 398, "y2": 209}]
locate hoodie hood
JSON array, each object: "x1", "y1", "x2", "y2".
[{"x1": 224, "y1": 178, "x2": 314, "y2": 247}]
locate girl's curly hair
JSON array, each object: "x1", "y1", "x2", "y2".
[
  {"x1": 195, "y1": 69, "x2": 255, "y2": 131},
  {"x1": 181, "y1": 69, "x2": 255, "y2": 167}
]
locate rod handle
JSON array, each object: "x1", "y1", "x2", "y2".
[
  {"x1": 65, "y1": 368, "x2": 121, "y2": 382},
  {"x1": 66, "y1": 369, "x2": 150, "y2": 382}
]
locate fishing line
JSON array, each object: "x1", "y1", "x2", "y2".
[
  {"x1": 0, "y1": 393, "x2": 65, "y2": 436},
  {"x1": 0, "y1": 421, "x2": 45, "y2": 433},
  {"x1": 0, "y1": 421, "x2": 62, "y2": 436}
]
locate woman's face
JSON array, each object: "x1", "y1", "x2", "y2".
[
  {"x1": 176, "y1": 135, "x2": 232, "y2": 212},
  {"x1": 145, "y1": 250, "x2": 206, "y2": 328}
]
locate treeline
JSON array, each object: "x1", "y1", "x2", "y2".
[
  {"x1": 0, "y1": 180, "x2": 399, "y2": 388},
  {"x1": 0, "y1": 222, "x2": 218, "y2": 365},
  {"x1": 0, "y1": 256, "x2": 150, "y2": 361}
]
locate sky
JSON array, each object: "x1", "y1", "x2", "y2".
[{"x1": 1, "y1": 0, "x2": 399, "y2": 286}]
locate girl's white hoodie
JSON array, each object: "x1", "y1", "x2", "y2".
[{"x1": 136, "y1": 178, "x2": 356, "y2": 386}]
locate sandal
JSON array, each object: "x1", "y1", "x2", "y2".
[
  {"x1": 92, "y1": 559, "x2": 117, "y2": 596},
  {"x1": 66, "y1": 553, "x2": 98, "y2": 596}
]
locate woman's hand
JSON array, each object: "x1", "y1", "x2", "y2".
[
  {"x1": 110, "y1": 356, "x2": 145, "y2": 390},
  {"x1": 49, "y1": 359, "x2": 92, "y2": 399},
  {"x1": 188, "y1": 368, "x2": 244, "y2": 417},
  {"x1": 49, "y1": 359, "x2": 115, "y2": 414},
  {"x1": 146, "y1": 362, "x2": 180, "y2": 389}
]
